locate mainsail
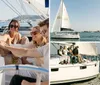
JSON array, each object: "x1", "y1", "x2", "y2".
[
  {"x1": 52, "y1": 0, "x2": 71, "y2": 32},
  {"x1": 51, "y1": 42, "x2": 97, "y2": 56},
  {"x1": 76, "y1": 43, "x2": 97, "y2": 56}
]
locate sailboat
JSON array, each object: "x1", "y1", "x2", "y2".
[
  {"x1": 51, "y1": 0, "x2": 80, "y2": 39},
  {"x1": 50, "y1": 42, "x2": 99, "y2": 84}
]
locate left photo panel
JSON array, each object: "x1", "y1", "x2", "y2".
[{"x1": 0, "y1": 0, "x2": 49, "y2": 85}]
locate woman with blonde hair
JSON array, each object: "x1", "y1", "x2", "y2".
[{"x1": 21, "y1": 26, "x2": 47, "y2": 65}]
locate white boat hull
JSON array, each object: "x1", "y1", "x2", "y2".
[
  {"x1": 50, "y1": 60, "x2": 99, "y2": 84},
  {"x1": 51, "y1": 32, "x2": 80, "y2": 39}
]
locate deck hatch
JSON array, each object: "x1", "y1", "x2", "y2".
[
  {"x1": 80, "y1": 66, "x2": 87, "y2": 69},
  {"x1": 51, "y1": 68, "x2": 59, "y2": 72}
]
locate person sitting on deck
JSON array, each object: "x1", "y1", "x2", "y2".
[
  {"x1": 62, "y1": 45, "x2": 70, "y2": 64},
  {"x1": 57, "y1": 46, "x2": 65, "y2": 64},
  {"x1": 0, "y1": 19, "x2": 29, "y2": 64},
  {"x1": 72, "y1": 46, "x2": 83, "y2": 63},
  {"x1": 57, "y1": 46, "x2": 63, "y2": 56}
]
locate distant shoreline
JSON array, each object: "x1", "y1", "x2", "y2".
[{"x1": 81, "y1": 31, "x2": 100, "y2": 33}]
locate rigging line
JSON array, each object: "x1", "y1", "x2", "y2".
[
  {"x1": 18, "y1": 0, "x2": 28, "y2": 15},
  {"x1": 1, "y1": 0, "x2": 20, "y2": 16},
  {"x1": 26, "y1": 3, "x2": 45, "y2": 20},
  {"x1": 6, "y1": 0, "x2": 22, "y2": 15},
  {"x1": 24, "y1": 1, "x2": 45, "y2": 20},
  {"x1": 29, "y1": 3, "x2": 46, "y2": 19},
  {"x1": 24, "y1": 2, "x2": 35, "y2": 14},
  {"x1": 24, "y1": 2, "x2": 43, "y2": 23},
  {"x1": 19, "y1": 0, "x2": 33, "y2": 27},
  {"x1": 34, "y1": 0, "x2": 44, "y2": 7},
  {"x1": 34, "y1": 0, "x2": 49, "y2": 15},
  {"x1": 16, "y1": 0, "x2": 20, "y2": 6},
  {"x1": 52, "y1": 43, "x2": 58, "y2": 50},
  {"x1": 26, "y1": 0, "x2": 47, "y2": 19}
]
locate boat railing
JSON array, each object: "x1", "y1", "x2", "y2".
[
  {"x1": 51, "y1": 54, "x2": 60, "y2": 58},
  {"x1": 53, "y1": 32, "x2": 79, "y2": 35},
  {"x1": 82, "y1": 55, "x2": 99, "y2": 61},
  {"x1": 0, "y1": 65, "x2": 48, "y2": 85}
]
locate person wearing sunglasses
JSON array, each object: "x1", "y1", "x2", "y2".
[
  {"x1": 20, "y1": 19, "x2": 49, "y2": 66},
  {"x1": 0, "y1": 18, "x2": 49, "y2": 85},
  {"x1": 21, "y1": 26, "x2": 47, "y2": 65},
  {"x1": 0, "y1": 19, "x2": 22, "y2": 64},
  {"x1": 0, "y1": 19, "x2": 30, "y2": 64},
  {"x1": 8, "y1": 19, "x2": 21, "y2": 44},
  {"x1": 38, "y1": 18, "x2": 49, "y2": 42},
  {"x1": 0, "y1": 19, "x2": 21, "y2": 45}
]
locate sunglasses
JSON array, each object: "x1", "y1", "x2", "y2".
[
  {"x1": 30, "y1": 31, "x2": 39, "y2": 35},
  {"x1": 10, "y1": 25, "x2": 18, "y2": 28}
]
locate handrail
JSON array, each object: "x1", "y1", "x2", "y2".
[
  {"x1": 0, "y1": 64, "x2": 48, "y2": 73},
  {"x1": 0, "y1": 65, "x2": 49, "y2": 85}
]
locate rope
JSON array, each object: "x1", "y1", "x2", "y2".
[
  {"x1": 1, "y1": 0, "x2": 20, "y2": 16},
  {"x1": 6, "y1": 0, "x2": 21, "y2": 15},
  {"x1": 18, "y1": 0, "x2": 28, "y2": 15}
]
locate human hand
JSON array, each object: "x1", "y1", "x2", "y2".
[
  {"x1": 21, "y1": 80, "x2": 35, "y2": 85},
  {"x1": 21, "y1": 80, "x2": 48, "y2": 85},
  {"x1": 0, "y1": 41, "x2": 7, "y2": 47}
]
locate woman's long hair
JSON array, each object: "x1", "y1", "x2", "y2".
[{"x1": 8, "y1": 19, "x2": 20, "y2": 31}]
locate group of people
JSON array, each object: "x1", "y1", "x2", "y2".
[
  {"x1": 0, "y1": 18, "x2": 49, "y2": 85},
  {"x1": 58, "y1": 43, "x2": 83, "y2": 64}
]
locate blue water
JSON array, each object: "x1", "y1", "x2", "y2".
[
  {"x1": 51, "y1": 32, "x2": 100, "y2": 41},
  {"x1": 80, "y1": 32, "x2": 100, "y2": 41}
]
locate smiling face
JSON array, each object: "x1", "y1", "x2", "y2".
[
  {"x1": 40, "y1": 25, "x2": 49, "y2": 38},
  {"x1": 9, "y1": 22, "x2": 19, "y2": 33},
  {"x1": 30, "y1": 26, "x2": 42, "y2": 42},
  {"x1": 38, "y1": 18, "x2": 49, "y2": 41}
]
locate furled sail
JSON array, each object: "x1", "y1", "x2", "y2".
[{"x1": 52, "y1": 0, "x2": 71, "y2": 32}]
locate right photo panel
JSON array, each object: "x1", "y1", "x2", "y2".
[{"x1": 50, "y1": 0, "x2": 100, "y2": 85}]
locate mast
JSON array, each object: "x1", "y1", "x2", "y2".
[
  {"x1": 61, "y1": 0, "x2": 63, "y2": 31},
  {"x1": 61, "y1": 0, "x2": 72, "y2": 31},
  {"x1": 52, "y1": 0, "x2": 62, "y2": 32}
]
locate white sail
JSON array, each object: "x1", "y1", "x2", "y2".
[
  {"x1": 76, "y1": 43, "x2": 97, "y2": 56},
  {"x1": 25, "y1": 0, "x2": 49, "y2": 19},
  {"x1": 52, "y1": 0, "x2": 71, "y2": 32}
]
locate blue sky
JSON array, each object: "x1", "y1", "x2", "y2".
[
  {"x1": 50, "y1": 0, "x2": 100, "y2": 31},
  {"x1": 0, "y1": 0, "x2": 36, "y2": 20}
]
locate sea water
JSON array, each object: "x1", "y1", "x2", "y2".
[
  {"x1": 80, "y1": 32, "x2": 100, "y2": 41},
  {"x1": 51, "y1": 32, "x2": 100, "y2": 41}
]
